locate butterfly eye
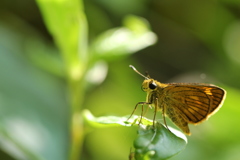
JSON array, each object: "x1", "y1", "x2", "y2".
[{"x1": 149, "y1": 82, "x2": 157, "y2": 90}]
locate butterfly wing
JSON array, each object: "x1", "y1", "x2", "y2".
[
  {"x1": 159, "y1": 84, "x2": 226, "y2": 135},
  {"x1": 162, "y1": 100, "x2": 191, "y2": 135},
  {"x1": 162, "y1": 84, "x2": 226, "y2": 124}
]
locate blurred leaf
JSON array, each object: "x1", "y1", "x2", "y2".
[
  {"x1": 36, "y1": 0, "x2": 88, "y2": 78},
  {"x1": 0, "y1": 13, "x2": 64, "y2": 78},
  {"x1": 134, "y1": 123, "x2": 187, "y2": 160},
  {"x1": 25, "y1": 39, "x2": 65, "y2": 77},
  {"x1": 90, "y1": 15, "x2": 157, "y2": 62},
  {"x1": 0, "y1": 22, "x2": 68, "y2": 160},
  {"x1": 123, "y1": 15, "x2": 150, "y2": 33}
]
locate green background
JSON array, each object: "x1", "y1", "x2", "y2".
[{"x1": 0, "y1": 0, "x2": 240, "y2": 160}]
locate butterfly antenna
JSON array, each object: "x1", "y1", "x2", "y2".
[{"x1": 129, "y1": 65, "x2": 149, "y2": 79}]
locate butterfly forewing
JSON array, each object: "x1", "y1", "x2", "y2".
[
  {"x1": 162, "y1": 84, "x2": 225, "y2": 124},
  {"x1": 205, "y1": 87, "x2": 226, "y2": 113}
]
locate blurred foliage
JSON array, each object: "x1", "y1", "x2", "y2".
[{"x1": 0, "y1": 0, "x2": 240, "y2": 160}]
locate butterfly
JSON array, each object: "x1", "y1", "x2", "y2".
[{"x1": 128, "y1": 65, "x2": 226, "y2": 135}]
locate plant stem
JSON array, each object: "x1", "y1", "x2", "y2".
[{"x1": 68, "y1": 78, "x2": 85, "y2": 160}]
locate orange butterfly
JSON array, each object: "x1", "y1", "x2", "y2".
[{"x1": 128, "y1": 65, "x2": 226, "y2": 135}]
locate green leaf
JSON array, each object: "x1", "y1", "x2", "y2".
[
  {"x1": 83, "y1": 109, "x2": 156, "y2": 128},
  {"x1": 83, "y1": 109, "x2": 133, "y2": 128},
  {"x1": 36, "y1": 0, "x2": 88, "y2": 78},
  {"x1": 133, "y1": 123, "x2": 187, "y2": 160},
  {"x1": 83, "y1": 110, "x2": 187, "y2": 160},
  {"x1": 90, "y1": 15, "x2": 157, "y2": 61}
]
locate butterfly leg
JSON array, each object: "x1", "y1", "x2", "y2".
[
  {"x1": 152, "y1": 102, "x2": 157, "y2": 127},
  {"x1": 152, "y1": 98, "x2": 170, "y2": 131},
  {"x1": 161, "y1": 103, "x2": 171, "y2": 132},
  {"x1": 139, "y1": 104, "x2": 145, "y2": 125},
  {"x1": 162, "y1": 113, "x2": 171, "y2": 132},
  {"x1": 142, "y1": 104, "x2": 150, "y2": 117},
  {"x1": 152, "y1": 97, "x2": 163, "y2": 128},
  {"x1": 127, "y1": 102, "x2": 151, "y2": 125}
]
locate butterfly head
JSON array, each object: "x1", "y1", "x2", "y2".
[
  {"x1": 142, "y1": 79, "x2": 158, "y2": 92},
  {"x1": 129, "y1": 65, "x2": 158, "y2": 92}
]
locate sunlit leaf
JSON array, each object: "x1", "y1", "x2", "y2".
[
  {"x1": 83, "y1": 109, "x2": 134, "y2": 127},
  {"x1": 36, "y1": 0, "x2": 88, "y2": 78},
  {"x1": 90, "y1": 15, "x2": 157, "y2": 61}
]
